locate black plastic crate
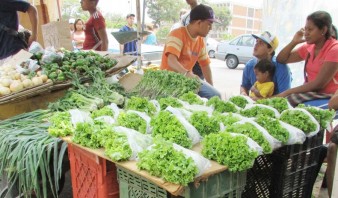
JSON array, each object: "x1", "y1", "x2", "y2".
[{"x1": 243, "y1": 130, "x2": 324, "y2": 198}]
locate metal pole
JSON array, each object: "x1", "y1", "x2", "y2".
[{"x1": 136, "y1": 0, "x2": 142, "y2": 70}]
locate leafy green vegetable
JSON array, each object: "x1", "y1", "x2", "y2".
[
  {"x1": 206, "y1": 96, "x2": 238, "y2": 113},
  {"x1": 91, "y1": 106, "x2": 114, "y2": 119},
  {"x1": 72, "y1": 122, "x2": 101, "y2": 148},
  {"x1": 190, "y1": 111, "x2": 220, "y2": 136},
  {"x1": 226, "y1": 122, "x2": 272, "y2": 153},
  {"x1": 255, "y1": 115, "x2": 289, "y2": 144},
  {"x1": 280, "y1": 109, "x2": 317, "y2": 134},
  {"x1": 117, "y1": 112, "x2": 148, "y2": 134},
  {"x1": 256, "y1": 97, "x2": 290, "y2": 113},
  {"x1": 240, "y1": 105, "x2": 276, "y2": 118},
  {"x1": 297, "y1": 104, "x2": 335, "y2": 129},
  {"x1": 179, "y1": 91, "x2": 204, "y2": 105},
  {"x1": 151, "y1": 111, "x2": 192, "y2": 148},
  {"x1": 202, "y1": 132, "x2": 259, "y2": 171},
  {"x1": 229, "y1": 96, "x2": 249, "y2": 108},
  {"x1": 137, "y1": 139, "x2": 198, "y2": 185},
  {"x1": 48, "y1": 111, "x2": 74, "y2": 137},
  {"x1": 159, "y1": 97, "x2": 183, "y2": 110},
  {"x1": 213, "y1": 112, "x2": 241, "y2": 127},
  {"x1": 131, "y1": 70, "x2": 201, "y2": 99},
  {"x1": 104, "y1": 132, "x2": 132, "y2": 161},
  {"x1": 125, "y1": 96, "x2": 157, "y2": 116}
]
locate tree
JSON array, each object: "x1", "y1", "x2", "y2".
[
  {"x1": 212, "y1": 6, "x2": 232, "y2": 27},
  {"x1": 146, "y1": 0, "x2": 187, "y2": 26},
  {"x1": 61, "y1": 0, "x2": 89, "y2": 22}
]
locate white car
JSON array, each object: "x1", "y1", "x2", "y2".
[
  {"x1": 206, "y1": 38, "x2": 219, "y2": 58},
  {"x1": 215, "y1": 34, "x2": 255, "y2": 69}
]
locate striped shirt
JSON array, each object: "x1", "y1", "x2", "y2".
[{"x1": 160, "y1": 26, "x2": 210, "y2": 71}]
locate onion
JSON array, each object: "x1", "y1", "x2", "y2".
[
  {"x1": 0, "y1": 78, "x2": 11, "y2": 87},
  {"x1": 9, "y1": 81, "x2": 24, "y2": 92},
  {"x1": 32, "y1": 77, "x2": 43, "y2": 86},
  {"x1": 40, "y1": 74, "x2": 48, "y2": 82},
  {"x1": 22, "y1": 79, "x2": 33, "y2": 88},
  {"x1": 0, "y1": 86, "x2": 11, "y2": 96}
]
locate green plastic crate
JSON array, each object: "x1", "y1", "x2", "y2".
[{"x1": 117, "y1": 166, "x2": 247, "y2": 198}]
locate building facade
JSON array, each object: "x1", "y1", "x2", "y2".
[{"x1": 212, "y1": 0, "x2": 263, "y2": 38}]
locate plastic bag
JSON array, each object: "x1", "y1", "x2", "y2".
[
  {"x1": 172, "y1": 143, "x2": 211, "y2": 177},
  {"x1": 94, "y1": 116, "x2": 115, "y2": 125},
  {"x1": 28, "y1": 41, "x2": 44, "y2": 54},
  {"x1": 280, "y1": 108, "x2": 320, "y2": 137},
  {"x1": 16, "y1": 59, "x2": 40, "y2": 74},
  {"x1": 113, "y1": 126, "x2": 153, "y2": 160},
  {"x1": 243, "y1": 104, "x2": 280, "y2": 118},
  {"x1": 230, "y1": 133, "x2": 263, "y2": 155},
  {"x1": 69, "y1": 109, "x2": 93, "y2": 126},
  {"x1": 183, "y1": 104, "x2": 214, "y2": 115},
  {"x1": 127, "y1": 110, "x2": 152, "y2": 134},
  {"x1": 235, "y1": 119, "x2": 282, "y2": 151},
  {"x1": 40, "y1": 47, "x2": 63, "y2": 64},
  {"x1": 279, "y1": 121, "x2": 306, "y2": 145},
  {"x1": 150, "y1": 100, "x2": 161, "y2": 114},
  {"x1": 219, "y1": 113, "x2": 246, "y2": 131},
  {"x1": 166, "y1": 106, "x2": 202, "y2": 145}
]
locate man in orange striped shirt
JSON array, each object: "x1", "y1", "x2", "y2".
[{"x1": 160, "y1": 4, "x2": 221, "y2": 99}]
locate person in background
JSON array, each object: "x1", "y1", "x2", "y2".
[
  {"x1": 72, "y1": 19, "x2": 85, "y2": 50},
  {"x1": 120, "y1": 13, "x2": 137, "y2": 55},
  {"x1": 160, "y1": 4, "x2": 221, "y2": 99},
  {"x1": 249, "y1": 59, "x2": 275, "y2": 100},
  {"x1": 276, "y1": 11, "x2": 338, "y2": 106},
  {"x1": 170, "y1": 8, "x2": 188, "y2": 31},
  {"x1": 69, "y1": 18, "x2": 75, "y2": 33},
  {"x1": 143, "y1": 24, "x2": 157, "y2": 45},
  {"x1": 80, "y1": 0, "x2": 108, "y2": 51},
  {"x1": 0, "y1": 0, "x2": 38, "y2": 64},
  {"x1": 240, "y1": 31, "x2": 291, "y2": 96}
]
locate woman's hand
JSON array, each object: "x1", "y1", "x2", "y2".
[{"x1": 292, "y1": 28, "x2": 306, "y2": 44}]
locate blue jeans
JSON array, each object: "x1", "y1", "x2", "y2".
[{"x1": 198, "y1": 81, "x2": 221, "y2": 99}]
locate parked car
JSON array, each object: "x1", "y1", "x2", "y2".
[
  {"x1": 107, "y1": 29, "x2": 164, "y2": 65},
  {"x1": 215, "y1": 34, "x2": 255, "y2": 69},
  {"x1": 206, "y1": 38, "x2": 219, "y2": 58}
]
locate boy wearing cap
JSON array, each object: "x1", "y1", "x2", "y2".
[
  {"x1": 160, "y1": 4, "x2": 221, "y2": 99},
  {"x1": 240, "y1": 31, "x2": 291, "y2": 96},
  {"x1": 81, "y1": 0, "x2": 108, "y2": 51},
  {"x1": 119, "y1": 14, "x2": 137, "y2": 55}
]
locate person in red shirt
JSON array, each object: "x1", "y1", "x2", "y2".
[{"x1": 80, "y1": 0, "x2": 108, "y2": 51}]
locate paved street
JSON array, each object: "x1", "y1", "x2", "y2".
[{"x1": 209, "y1": 58, "x2": 245, "y2": 99}]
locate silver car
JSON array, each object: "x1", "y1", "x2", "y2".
[{"x1": 215, "y1": 34, "x2": 255, "y2": 69}]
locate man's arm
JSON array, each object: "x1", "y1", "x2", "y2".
[
  {"x1": 167, "y1": 54, "x2": 199, "y2": 79},
  {"x1": 200, "y1": 64, "x2": 213, "y2": 85},
  {"x1": 27, "y1": 4, "x2": 38, "y2": 46},
  {"x1": 240, "y1": 62, "x2": 253, "y2": 95},
  {"x1": 275, "y1": 63, "x2": 291, "y2": 93},
  {"x1": 97, "y1": 28, "x2": 108, "y2": 51}
]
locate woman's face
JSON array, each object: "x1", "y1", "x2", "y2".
[
  {"x1": 75, "y1": 20, "x2": 84, "y2": 31},
  {"x1": 304, "y1": 19, "x2": 326, "y2": 44}
]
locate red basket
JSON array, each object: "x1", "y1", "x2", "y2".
[{"x1": 68, "y1": 144, "x2": 119, "y2": 198}]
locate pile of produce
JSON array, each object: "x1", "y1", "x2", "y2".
[
  {"x1": 179, "y1": 91, "x2": 204, "y2": 105},
  {"x1": 190, "y1": 111, "x2": 220, "y2": 136},
  {"x1": 256, "y1": 97, "x2": 291, "y2": 113},
  {"x1": 254, "y1": 115, "x2": 289, "y2": 144},
  {"x1": 131, "y1": 70, "x2": 201, "y2": 99},
  {"x1": 297, "y1": 104, "x2": 336, "y2": 129},
  {"x1": 280, "y1": 108, "x2": 319, "y2": 134},
  {"x1": 206, "y1": 96, "x2": 238, "y2": 113},
  {"x1": 0, "y1": 64, "x2": 50, "y2": 96}
]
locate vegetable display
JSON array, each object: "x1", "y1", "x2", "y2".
[
  {"x1": 72, "y1": 122, "x2": 101, "y2": 148},
  {"x1": 256, "y1": 97, "x2": 290, "y2": 113},
  {"x1": 226, "y1": 122, "x2": 272, "y2": 153},
  {"x1": 202, "y1": 132, "x2": 259, "y2": 171},
  {"x1": 48, "y1": 111, "x2": 73, "y2": 137},
  {"x1": 206, "y1": 96, "x2": 238, "y2": 113},
  {"x1": 125, "y1": 96, "x2": 157, "y2": 116},
  {"x1": 297, "y1": 104, "x2": 335, "y2": 129},
  {"x1": 137, "y1": 140, "x2": 198, "y2": 185},
  {"x1": 229, "y1": 96, "x2": 249, "y2": 108},
  {"x1": 240, "y1": 105, "x2": 277, "y2": 118},
  {"x1": 254, "y1": 115, "x2": 289, "y2": 144},
  {"x1": 151, "y1": 111, "x2": 192, "y2": 148},
  {"x1": 179, "y1": 91, "x2": 204, "y2": 105},
  {"x1": 280, "y1": 109, "x2": 318, "y2": 134},
  {"x1": 132, "y1": 70, "x2": 201, "y2": 99},
  {"x1": 213, "y1": 112, "x2": 241, "y2": 127},
  {"x1": 104, "y1": 132, "x2": 132, "y2": 161},
  {"x1": 91, "y1": 106, "x2": 114, "y2": 119},
  {"x1": 189, "y1": 111, "x2": 220, "y2": 136},
  {"x1": 158, "y1": 97, "x2": 183, "y2": 110},
  {"x1": 117, "y1": 111, "x2": 148, "y2": 134}
]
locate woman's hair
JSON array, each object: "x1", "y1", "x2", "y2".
[
  {"x1": 254, "y1": 59, "x2": 275, "y2": 78},
  {"x1": 74, "y1": 19, "x2": 84, "y2": 31},
  {"x1": 307, "y1": 11, "x2": 332, "y2": 40},
  {"x1": 331, "y1": 25, "x2": 337, "y2": 39}
]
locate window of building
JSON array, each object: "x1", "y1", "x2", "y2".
[
  {"x1": 247, "y1": 19, "x2": 253, "y2": 29},
  {"x1": 248, "y1": 8, "x2": 254, "y2": 17}
]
